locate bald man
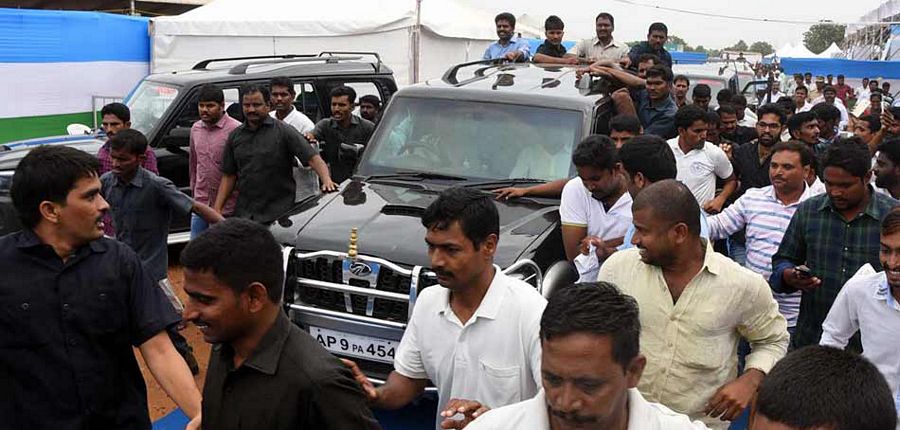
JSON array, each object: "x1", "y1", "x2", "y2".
[{"x1": 598, "y1": 180, "x2": 788, "y2": 429}]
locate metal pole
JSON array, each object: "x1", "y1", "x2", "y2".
[
  {"x1": 412, "y1": 0, "x2": 422, "y2": 83},
  {"x1": 130, "y1": 0, "x2": 136, "y2": 15}
]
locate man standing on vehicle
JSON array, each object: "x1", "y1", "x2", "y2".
[
  {"x1": 1, "y1": 145, "x2": 202, "y2": 429},
  {"x1": 533, "y1": 15, "x2": 578, "y2": 65},
  {"x1": 628, "y1": 22, "x2": 672, "y2": 68},
  {"x1": 483, "y1": 12, "x2": 531, "y2": 62},
  {"x1": 269, "y1": 76, "x2": 316, "y2": 134},
  {"x1": 568, "y1": 13, "x2": 628, "y2": 66},
  {"x1": 190, "y1": 84, "x2": 241, "y2": 238},
  {"x1": 342, "y1": 187, "x2": 547, "y2": 430},
  {"x1": 215, "y1": 84, "x2": 337, "y2": 224},
  {"x1": 305, "y1": 85, "x2": 375, "y2": 184},
  {"x1": 591, "y1": 63, "x2": 677, "y2": 139}
]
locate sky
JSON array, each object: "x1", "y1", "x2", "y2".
[{"x1": 454, "y1": 0, "x2": 890, "y2": 50}]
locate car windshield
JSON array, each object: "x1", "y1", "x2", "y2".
[
  {"x1": 686, "y1": 77, "x2": 727, "y2": 107},
  {"x1": 125, "y1": 80, "x2": 180, "y2": 135},
  {"x1": 360, "y1": 97, "x2": 582, "y2": 182}
]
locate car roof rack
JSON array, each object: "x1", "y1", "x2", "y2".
[
  {"x1": 193, "y1": 52, "x2": 385, "y2": 74},
  {"x1": 442, "y1": 59, "x2": 511, "y2": 87},
  {"x1": 192, "y1": 54, "x2": 317, "y2": 70},
  {"x1": 227, "y1": 56, "x2": 363, "y2": 75},
  {"x1": 318, "y1": 51, "x2": 383, "y2": 72}
]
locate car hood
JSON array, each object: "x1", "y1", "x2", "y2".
[
  {"x1": 269, "y1": 180, "x2": 560, "y2": 269},
  {"x1": 0, "y1": 135, "x2": 103, "y2": 171}
]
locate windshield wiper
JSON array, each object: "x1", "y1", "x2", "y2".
[
  {"x1": 361, "y1": 171, "x2": 468, "y2": 182},
  {"x1": 462, "y1": 178, "x2": 548, "y2": 189}
]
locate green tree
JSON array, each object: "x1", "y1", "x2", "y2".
[
  {"x1": 667, "y1": 35, "x2": 693, "y2": 51},
  {"x1": 727, "y1": 40, "x2": 749, "y2": 52},
  {"x1": 803, "y1": 23, "x2": 846, "y2": 54},
  {"x1": 749, "y1": 41, "x2": 774, "y2": 56}
]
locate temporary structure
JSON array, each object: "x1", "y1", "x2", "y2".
[
  {"x1": 150, "y1": 0, "x2": 541, "y2": 85},
  {"x1": 817, "y1": 42, "x2": 843, "y2": 58}
]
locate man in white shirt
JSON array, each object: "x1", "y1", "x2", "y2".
[
  {"x1": 341, "y1": 187, "x2": 546, "y2": 430},
  {"x1": 269, "y1": 76, "x2": 316, "y2": 134},
  {"x1": 667, "y1": 105, "x2": 737, "y2": 214},
  {"x1": 466, "y1": 282, "x2": 709, "y2": 430},
  {"x1": 820, "y1": 208, "x2": 900, "y2": 421},
  {"x1": 560, "y1": 135, "x2": 633, "y2": 281}
]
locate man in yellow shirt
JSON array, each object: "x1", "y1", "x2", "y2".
[{"x1": 598, "y1": 179, "x2": 789, "y2": 429}]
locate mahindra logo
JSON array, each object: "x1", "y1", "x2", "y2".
[{"x1": 349, "y1": 261, "x2": 373, "y2": 277}]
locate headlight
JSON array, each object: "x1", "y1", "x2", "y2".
[{"x1": 0, "y1": 171, "x2": 13, "y2": 195}]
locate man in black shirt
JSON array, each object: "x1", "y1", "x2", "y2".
[
  {"x1": 306, "y1": 85, "x2": 376, "y2": 183},
  {"x1": 215, "y1": 84, "x2": 337, "y2": 224},
  {"x1": 181, "y1": 218, "x2": 381, "y2": 430},
  {"x1": 627, "y1": 22, "x2": 672, "y2": 68},
  {"x1": 0, "y1": 145, "x2": 201, "y2": 430},
  {"x1": 533, "y1": 15, "x2": 577, "y2": 64}
]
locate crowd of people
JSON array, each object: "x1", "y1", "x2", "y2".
[{"x1": 2, "y1": 8, "x2": 900, "y2": 430}]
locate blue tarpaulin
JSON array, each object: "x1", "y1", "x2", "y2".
[
  {"x1": 781, "y1": 58, "x2": 900, "y2": 79},
  {"x1": 671, "y1": 51, "x2": 708, "y2": 65}
]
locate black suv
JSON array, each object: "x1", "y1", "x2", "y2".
[
  {"x1": 272, "y1": 60, "x2": 615, "y2": 384},
  {"x1": 0, "y1": 52, "x2": 398, "y2": 240}
]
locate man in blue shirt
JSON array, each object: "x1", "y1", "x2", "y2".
[
  {"x1": 483, "y1": 12, "x2": 530, "y2": 62},
  {"x1": 627, "y1": 22, "x2": 672, "y2": 68},
  {"x1": 588, "y1": 63, "x2": 677, "y2": 139}
]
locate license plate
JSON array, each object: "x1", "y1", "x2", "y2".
[{"x1": 309, "y1": 326, "x2": 396, "y2": 364}]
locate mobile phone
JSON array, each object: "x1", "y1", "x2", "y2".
[{"x1": 794, "y1": 265, "x2": 812, "y2": 278}]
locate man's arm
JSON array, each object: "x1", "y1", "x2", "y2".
[
  {"x1": 533, "y1": 53, "x2": 578, "y2": 65},
  {"x1": 139, "y1": 331, "x2": 201, "y2": 421},
  {"x1": 705, "y1": 194, "x2": 747, "y2": 240},
  {"x1": 589, "y1": 65, "x2": 646, "y2": 89},
  {"x1": 610, "y1": 88, "x2": 638, "y2": 118},
  {"x1": 188, "y1": 133, "x2": 197, "y2": 192},
  {"x1": 213, "y1": 174, "x2": 236, "y2": 213},
  {"x1": 308, "y1": 155, "x2": 338, "y2": 192},
  {"x1": 819, "y1": 278, "x2": 860, "y2": 349},
  {"x1": 704, "y1": 174, "x2": 737, "y2": 214},
  {"x1": 192, "y1": 200, "x2": 225, "y2": 224},
  {"x1": 561, "y1": 225, "x2": 588, "y2": 262},
  {"x1": 342, "y1": 361, "x2": 428, "y2": 410},
  {"x1": 493, "y1": 178, "x2": 568, "y2": 200}
]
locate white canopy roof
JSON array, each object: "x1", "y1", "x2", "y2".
[
  {"x1": 817, "y1": 42, "x2": 843, "y2": 58},
  {"x1": 773, "y1": 42, "x2": 819, "y2": 59}
]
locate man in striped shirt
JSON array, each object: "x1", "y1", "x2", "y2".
[{"x1": 707, "y1": 142, "x2": 821, "y2": 337}]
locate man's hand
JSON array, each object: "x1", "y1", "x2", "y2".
[
  {"x1": 705, "y1": 369, "x2": 764, "y2": 421},
  {"x1": 719, "y1": 142, "x2": 734, "y2": 161},
  {"x1": 493, "y1": 187, "x2": 528, "y2": 200},
  {"x1": 782, "y1": 267, "x2": 823, "y2": 292},
  {"x1": 186, "y1": 413, "x2": 201, "y2": 430},
  {"x1": 562, "y1": 56, "x2": 579, "y2": 65},
  {"x1": 702, "y1": 198, "x2": 726, "y2": 214},
  {"x1": 304, "y1": 132, "x2": 318, "y2": 143},
  {"x1": 504, "y1": 51, "x2": 522, "y2": 62},
  {"x1": 340, "y1": 359, "x2": 379, "y2": 403},
  {"x1": 439, "y1": 399, "x2": 490, "y2": 429},
  {"x1": 619, "y1": 56, "x2": 632, "y2": 68},
  {"x1": 321, "y1": 178, "x2": 339, "y2": 193}
]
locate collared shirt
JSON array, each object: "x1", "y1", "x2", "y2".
[
  {"x1": 270, "y1": 107, "x2": 315, "y2": 134},
  {"x1": 598, "y1": 244, "x2": 789, "y2": 429},
  {"x1": 0, "y1": 230, "x2": 179, "y2": 429},
  {"x1": 394, "y1": 268, "x2": 546, "y2": 429},
  {"x1": 628, "y1": 42, "x2": 673, "y2": 67},
  {"x1": 771, "y1": 189, "x2": 899, "y2": 348},
  {"x1": 820, "y1": 269, "x2": 900, "y2": 416},
  {"x1": 101, "y1": 168, "x2": 193, "y2": 282},
  {"x1": 534, "y1": 40, "x2": 567, "y2": 58},
  {"x1": 809, "y1": 176, "x2": 826, "y2": 195},
  {"x1": 190, "y1": 114, "x2": 241, "y2": 214},
  {"x1": 560, "y1": 178, "x2": 633, "y2": 281},
  {"x1": 222, "y1": 116, "x2": 318, "y2": 224},
  {"x1": 707, "y1": 185, "x2": 820, "y2": 327},
  {"x1": 732, "y1": 140, "x2": 772, "y2": 198},
  {"x1": 635, "y1": 90, "x2": 677, "y2": 139},
  {"x1": 833, "y1": 83, "x2": 853, "y2": 103},
  {"x1": 667, "y1": 138, "x2": 734, "y2": 206},
  {"x1": 483, "y1": 37, "x2": 531, "y2": 61},
  {"x1": 202, "y1": 312, "x2": 381, "y2": 430},
  {"x1": 98, "y1": 141, "x2": 159, "y2": 237},
  {"x1": 466, "y1": 388, "x2": 711, "y2": 430},
  {"x1": 311, "y1": 114, "x2": 375, "y2": 183},
  {"x1": 568, "y1": 37, "x2": 628, "y2": 62}
]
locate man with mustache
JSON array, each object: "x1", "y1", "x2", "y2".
[
  {"x1": 342, "y1": 187, "x2": 547, "y2": 429},
  {"x1": 482, "y1": 12, "x2": 530, "y2": 62},
  {"x1": 875, "y1": 139, "x2": 900, "y2": 199},
  {"x1": 598, "y1": 180, "x2": 789, "y2": 429},
  {"x1": 627, "y1": 22, "x2": 672, "y2": 68},
  {"x1": 567, "y1": 13, "x2": 628, "y2": 66},
  {"x1": 0, "y1": 146, "x2": 202, "y2": 429},
  {"x1": 466, "y1": 282, "x2": 709, "y2": 430},
  {"x1": 771, "y1": 139, "x2": 900, "y2": 350}
]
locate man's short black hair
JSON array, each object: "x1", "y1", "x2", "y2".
[
  {"x1": 756, "y1": 346, "x2": 897, "y2": 430},
  {"x1": 648, "y1": 22, "x2": 667, "y2": 35},
  {"x1": 823, "y1": 85, "x2": 836, "y2": 94},
  {"x1": 101, "y1": 102, "x2": 130, "y2": 122},
  {"x1": 644, "y1": 64, "x2": 673, "y2": 83},
  {"x1": 632, "y1": 179, "x2": 701, "y2": 235},
  {"x1": 181, "y1": 218, "x2": 285, "y2": 303},
  {"x1": 787, "y1": 111, "x2": 818, "y2": 134},
  {"x1": 540, "y1": 282, "x2": 640, "y2": 369},
  {"x1": 838, "y1": 74, "x2": 845, "y2": 79},
  {"x1": 108, "y1": 129, "x2": 148, "y2": 156},
  {"x1": 609, "y1": 114, "x2": 642, "y2": 134},
  {"x1": 673, "y1": 74, "x2": 689, "y2": 86},
  {"x1": 804, "y1": 72, "x2": 812, "y2": 77},
  {"x1": 756, "y1": 103, "x2": 787, "y2": 126},
  {"x1": 674, "y1": 104, "x2": 708, "y2": 130},
  {"x1": 877, "y1": 138, "x2": 900, "y2": 166},
  {"x1": 771, "y1": 141, "x2": 814, "y2": 167},
  {"x1": 716, "y1": 89, "x2": 734, "y2": 105},
  {"x1": 871, "y1": 79, "x2": 880, "y2": 86},
  {"x1": 197, "y1": 84, "x2": 224, "y2": 104},
  {"x1": 731, "y1": 94, "x2": 748, "y2": 108},
  {"x1": 871, "y1": 91, "x2": 884, "y2": 101},
  {"x1": 638, "y1": 53, "x2": 660, "y2": 65},
  {"x1": 330, "y1": 85, "x2": 357, "y2": 104},
  {"x1": 794, "y1": 85, "x2": 808, "y2": 94},
  {"x1": 692, "y1": 84, "x2": 711, "y2": 98},
  {"x1": 776, "y1": 96, "x2": 795, "y2": 114},
  {"x1": 240, "y1": 83, "x2": 270, "y2": 105},
  {"x1": 572, "y1": 134, "x2": 618, "y2": 170},
  {"x1": 595, "y1": 12, "x2": 614, "y2": 25},
  {"x1": 716, "y1": 104, "x2": 737, "y2": 117},
  {"x1": 495, "y1": 12, "x2": 516, "y2": 27},
  {"x1": 359, "y1": 94, "x2": 381, "y2": 109},
  {"x1": 11, "y1": 145, "x2": 100, "y2": 229},
  {"x1": 811, "y1": 103, "x2": 840, "y2": 124},
  {"x1": 269, "y1": 77, "x2": 295, "y2": 95},
  {"x1": 890, "y1": 106, "x2": 900, "y2": 120},
  {"x1": 544, "y1": 15, "x2": 564, "y2": 31},
  {"x1": 421, "y1": 187, "x2": 499, "y2": 249},
  {"x1": 617, "y1": 135, "x2": 676, "y2": 183},
  {"x1": 705, "y1": 111, "x2": 721, "y2": 127},
  {"x1": 823, "y1": 138, "x2": 873, "y2": 179},
  {"x1": 858, "y1": 114, "x2": 882, "y2": 133}
]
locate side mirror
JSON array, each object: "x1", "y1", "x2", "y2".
[
  {"x1": 161, "y1": 127, "x2": 191, "y2": 149},
  {"x1": 338, "y1": 142, "x2": 365, "y2": 163},
  {"x1": 540, "y1": 260, "x2": 579, "y2": 299},
  {"x1": 576, "y1": 73, "x2": 592, "y2": 90}
]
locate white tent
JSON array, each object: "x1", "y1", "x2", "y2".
[
  {"x1": 150, "y1": 0, "x2": 541, "y2": 85},
  {"x1": 817, "y1": 42, "x2": 843, "y2": 58}
]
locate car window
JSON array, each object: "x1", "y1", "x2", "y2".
[
  {"x1": 361, "y1": 97, "x2": 581, "y2": 181},
  {"x1": 293, "y1": 82, "x2": 321, "y2": 122},
  {"x1": 686, "y1": 77, "x2": 727, "y2": 108},
  {"x1": 126, "y1": 80, "x2": 181, "y2": 135},
  {"x1": 341, "y1": 82, "x2": 381, "y2": 117}
]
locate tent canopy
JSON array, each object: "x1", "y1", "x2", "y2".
[{"x1": 817, "y1": 42, "x2": 843, "y2": 58}]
